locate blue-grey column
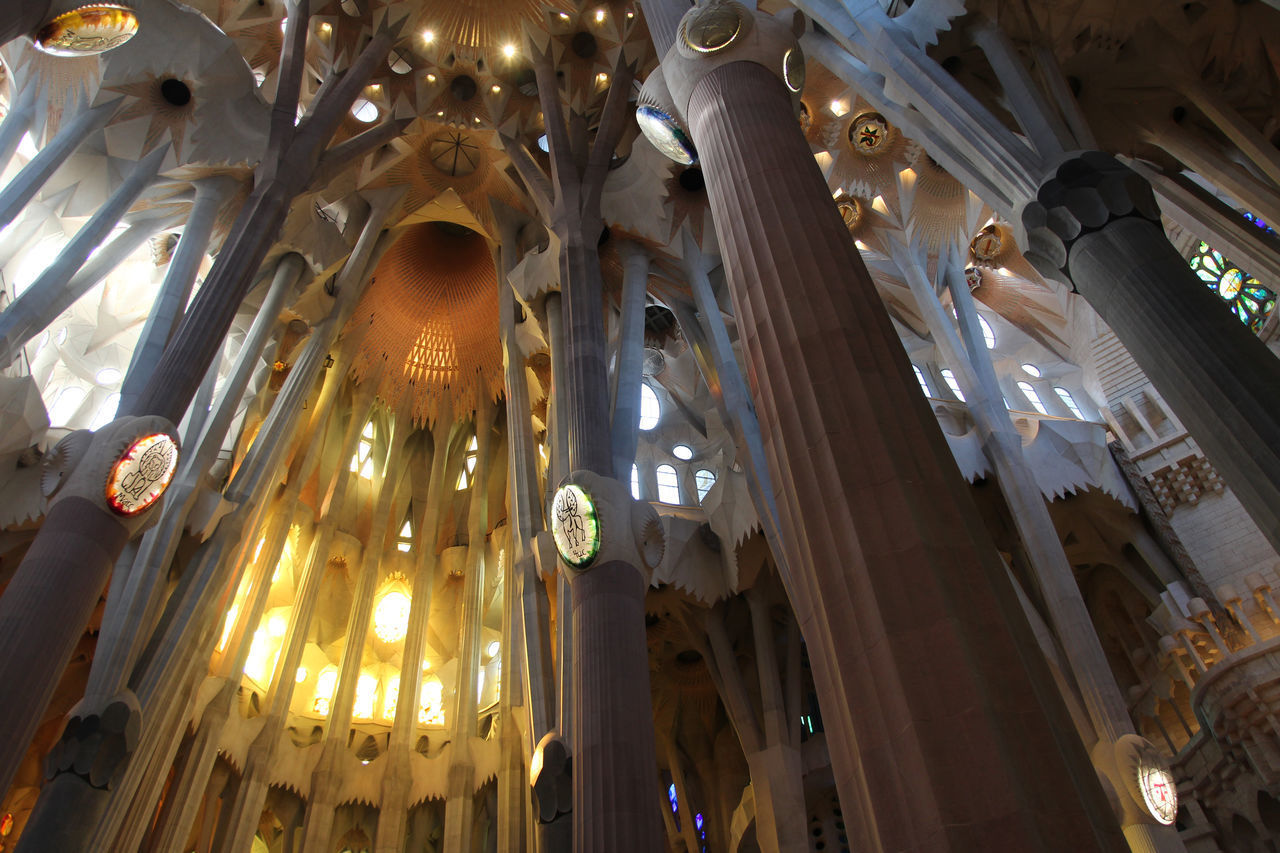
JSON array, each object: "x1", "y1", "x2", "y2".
[{"x1": 609, "y1": 241, "x2": 650, "y2": 480}]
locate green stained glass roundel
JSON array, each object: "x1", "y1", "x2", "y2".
[
  {"x1": 551, "y1": 483, "x2": 601, "y2": 569},
  {"x1": 1190, "y1": 241, "x2": 1277, "y2": 333}
]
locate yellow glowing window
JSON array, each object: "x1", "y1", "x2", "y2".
[
  {"x1": 456, "y1": 435, "x2": 478, "y2": 489},
  {"x1": 352, "y1": 672, "x2": 378, "y2": 720},
  {"x1": 396, "y1": 518, "x2": 413, "y2": 553},
  {"x1": 383, "y1": 676, "x2": 400, "y2": 721},
  {"x1": 313, "y1": 668, "x2": 338, "y2": 715},
  {"x1": 350, "y1": 420, "x2": 376, "y2": 478},
  {"x1": 419, "y1": 679, "x2": 445, "y2": 726},
  {"x1": 243, "y1": 629, "x2": 278, "y2": 684},
  {"x1": 217, "y1": 604, "x2": 239, "y2": 652},
  {"x1": 373, "y1": 589, "x2": 411, "y2": 644}
]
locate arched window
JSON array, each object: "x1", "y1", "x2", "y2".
[
  {"x1": 456, "y1": 435, "x2": 478, "y2": 489},
  {"x1": 48, "y1": 385, "x2": 87, "y2": 426},
  {"x1": 939, "y1": 369, "x2": 965, "y2": 402},
  {"x1": 1054, "y1": 387, "x2": 1085, "y2": 419},
  {"x1": 352, "y1": 672, "x2": 379, "y2": 720},
  {"x1": 977, "y1": 314, "x2": 995, "y2": 349},
  {"x1": 911, "y1": 365, "x2": 931, "y2": 396},
  {"x1": 396, "y1": 514, "x2": 414, "y2": 553},
  {"x1": 630, "y1": 463, "x2": 640, "y2": 500},
  {"x1": 638, "y1": 384, "x2": 660, "y2": 430},
  {"x1": 350, "y1": 420, "x2": 376, "y2": 478},
  {"x1": 1016, "y1": 381, "x2": 1048, "y2": 415},
  {"x1": 419, "y1": 678, "x2": 445, "y2": 726},
  {"x1": 694, "y1": 469, "x2": 716, "y2": 503},
  {"x1": 1190, "y1": 241, "x2": 1276, "y2": 332},
  {"x1": 655, "y1": 464, "x2": 681, "y2": 504},
  {"x1": 313, "y1": 667, "x2": 338, "y2": 715}
]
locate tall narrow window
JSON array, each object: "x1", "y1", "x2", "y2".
[
  {"x1": 90, "y1": 392, "x2": 121, "y2": 430},
  {"x1": 313, "y1": 667, "x2": 338, "y2": 716},
  {"x1": 1054, "y1": 387, "x2": 1085, "y2": 419},
  {"x1": 638, "y1": 383, "x2": 660, "y2": 430},
  {"x1": 419, "y1": 679, "x2": 445, "y2": 726},
  {"x1": 694, "y1": 469, "x2": 717, "y2": 503},
  {"x1": 630, "y1": 463, "x2": 641, "y2": 500},
  {"x1": 383, "y1": 676, "x2": 400, "y2": 721},
  {"x1": 1016, "y1": 381, "x2": 1049, "y2": 415},
  {"x1": 48, "y1": 385, "x2": 87, "y2": 426},
  {"x1": 656, "y1": 464, "x2": 681, "y2": 504},
  {"x1": 396, "y1": 512, "x2": 414, "y2": 553},
  {"x1": 977, "y1": 314, "x2": 995, "y2": 349},
  {"x1": 912, "y1": 365, "x2": 931, "y2": 397},
  {"x1": 940, "y1": 369, "x2": 965, "y2": 402},
  {"x1": 457, "y1": 435, "x2": 478, "y2": 489},
  {"x1": 352, "y1": 672, "x2": 378, "y2": 720},
  {"x1": 350, "y1": 420, "x2": 376, "y2": 478}
]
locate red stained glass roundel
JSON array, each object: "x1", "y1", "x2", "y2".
[{"x1": 105, "y1": 433, "x2": 178, "y2": 516}]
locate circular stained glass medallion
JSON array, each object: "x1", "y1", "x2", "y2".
[
  {"x1": 1137, "y1": 760, "x2": 1177, "y2": 825},
  {"x1": 848, "y1": 112, "x2": 891, "y2": 155},
  {"x1": 35, "y1": 4, "x2": 138, "y2": 57},
  {"x1": 970, "y1": 224, "x2": 1003, "y2": 262},
  {"x1": 551, "y1": 483, "x2": 601, "y2": 569},
  {"x1": 1218, "y1": 269, "x2": 1243, "y2": 300},
  {"x1": 105, "y1": 432, "x2": 178, "y2": 516},
  {"x1": 636, "y1": 106, "x2": 697, "y2": 165},
  {"x1": 682, "y1": 3, "x2": 742, "y2": 53}
]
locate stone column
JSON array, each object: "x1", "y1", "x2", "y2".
[
  {"x1": 373, "y1": 412, "x2": 455, "y2": 853},
  {"x1": 298, "y1": 400, "x2": 411, "y2": 853},
  {"x1": 610, "y1": 241, "x2": 651, "y2": 479},
  {"x1": 657, "y1": 10, "x2": 1126, "y2": 848},
  {"x1": 0, "y1": 96, "x2": 121, "y2": 231},
  {"x1": 1021, "y1": 152, "x2": 1280, "y2": 560},
  {"x1": 543, "y1": 292, "x2": 574, "y2": 748},
  {"x1": 443, "y1": 396, "x2": 495, "y2": 853},
  {"x1": 0, "y1": 142, "x2": 170, "y2": 364},
  {"x1": 119, "y1": 176, "x2": 241, "y2": 413}
]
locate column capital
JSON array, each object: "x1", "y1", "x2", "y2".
[{"x1": 1020, "y1": 151, "x2": 1164, "y2": 286}]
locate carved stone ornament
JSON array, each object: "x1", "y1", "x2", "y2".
[
  {"x1": 44, "y1": 691, "x2": 142, "y2": 790},
  {"x1": 34, "y1": 3, "x2": 139, "y2": 57},
  {"x1": 1020, "y1": 151, "x2": 1163, "y2": 286},
  {"x1": 552, "y1": 469, "x2": 665, "y2": 579}
]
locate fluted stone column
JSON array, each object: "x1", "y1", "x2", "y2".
[
  {"x1": 610, "y1": 241, "x2": 651, "y2": 478},
  {"x1": 1021, "y1": 152, "x2": 1280, "y2": 559},
  {"x1": 543, "y1": 292, "x2": 574, "y2": 749},
  {"x1": 658, "y1": 11, "x2": 1126, "y2": 848},
  {"x1": 119, "y1": 176, "x2": 241, "y2": 414}
]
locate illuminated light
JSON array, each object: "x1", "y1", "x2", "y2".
[
  {"x1": 437, "y1": 110, "x2": 445, "y2": 117},
  {"x1": 267, "y1": 613, "x2": 288, "y2": 638},
  {"x1": 35, "y1": 4, "x2": 138, "y2": 56},
  {"x1": 313, "y1": 669, "x2": 337, "y2": 715},
  {"x1": 626, "y1": 9, "x2": 634, "y2": 18},
  {"x1": 373, "y1": 589, "x2": 412, "y2": 643},
  {"x1": 384, "y1": 676, "x2": 400, "y2": 720},
  {"x1": 474, "y1": 117, "x2": 482, "y2": 123},
  {"x1": 595, "y1": 8, "x2": 606, "y2": 22},
  {"x1": 320, "y1": 21, "x2": 331, "y2": 32},
  {"x1": 397, "y1": 542, "x2": 411, "y2": 552},
  {"x1": 422, "y1": 29, "x2": 435, "y2": 42},
  {"x1": 558, "y1": 12, "x2": 571, "y2": 21},
  {"x1": 502, "y1": 43, "x2": 517, "y2": 58},
  {"x1": 551, "y1": 483, "x2": 602, "y2": 569},
  {"x1": 854, "y1": 240, "x2": 869, "y2": 251},
  {"x1": 105, "y1": 433, "x2": 179, "y2": 516},
  {"x1": 254, "y1": 539, "x2": 265, "y2": 563},
  {"x1": 870, "y1": 195, "x2": 888, "y2": 215},
  {"x1": 426, "y1": 73, "x2": 437, "y2": 83},
  {"x1": 350, "y1": 98, "x2": 379, "y2": 123},
  {"x1": 829, "y1": 100, "x2": 849, "y2": 117},
  {"x1": 487, "y1": 640, "x2": 500, "y2": 657},
  {"x1": 295, "y1": 667, "x2": 308, "y2": 683},
  {"x1": 491, "y1": 84, "x2": 501, "y2": 93},
  {"x1": 597, "y1": 72, "x2": 609, "y2": 83},
  {"x1": 422, "y1": 659, "x2": 431, "y2": 670},
  {"x1": 419, "y1": 678, "x2": 445, "y2": 726},
  {"x1": 280, "y1": 16, "x2": 287, "y2": 32},
  {"x1": 352, "y1": 672, "x2": 378, "y2": 719},
  {"x1": 814, "y1": 151, "x2": 832, "y2": 171},
  {"x1": 243, "y1": 629, "x2": 275, "y2": 683},
  {"x1": 898, "y1": 166, "x2": 916, "y2": 181},
  {"x1": 477, "y1": 671, "x2": 486, "y2": 701},
  {"x1": 218, "y1": 605, "x2": 239, "y2": 652}
]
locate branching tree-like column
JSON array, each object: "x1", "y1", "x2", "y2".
[
  {"x1": 502, "y1": 23, "x2": 662, "y2": 852},
  {"x1": 0, "y1": 1, "x2": 399, "y2": 820},
  {"x1": 644, "y1": 5, "x2": 1127, "y2": 850},
  {"x1": 1021, "y1": 152, "x2": 1280, "y2": 560}
]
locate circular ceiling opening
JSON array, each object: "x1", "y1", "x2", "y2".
[
  {"x1": 571, "y1": 31, "x2": 598, "y2": 58},
  {"x1": 678, "y1": 167, "x2": 705, "y2": 192},
  {"x1": 160, "y1": 78, "x2": 191, "y2": 107},
  {"x1": 450, "y1": 74, "x2": 478, "y2": 101}
]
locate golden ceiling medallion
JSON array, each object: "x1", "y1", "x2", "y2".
[
  {"x1": 848, "y1": 111, "x2": 891, "y2": 155},
  {"x1": 782, "y1": 47, "x2": 805, "y2": 93},
  {"x1": 682, "y1": 3, "x2": 743, "y2": 54},
  {"x1": 35, "y1": 4, "x2": 139, "y2": 57},
  {"x1": 970, "y1": 223, "x2": 1003, "y2": 262},
  {"x1": 837, "y1": 199, "x2": 863, "y2": 231}
]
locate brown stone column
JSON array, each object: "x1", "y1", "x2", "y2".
[
  {"x1": 685, "y1": 58, "x2": 1125, "y2": 851},
  {"x1": 1022, "y1": 152, "x2": 1280, "y2": 560}
]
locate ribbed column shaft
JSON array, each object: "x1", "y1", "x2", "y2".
[
  {"x1": 610, "y1": 242, "x2": 650, "y2": 479},
  {"x1": 686, "y1": 60, "x2": 1125, "y2": 852},
  {"x1": 1069, "y1": 215, "x2": 1280, "y2": 567},
  {"x1": 119, "y1": 176, "x2": 241, "y2": 413}
]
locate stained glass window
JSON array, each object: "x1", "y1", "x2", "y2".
[
  {"x1": 1244, "y1": 212, "x2": 1274, "y2": 235},
  {"x1": 1189, "y1": 241, "x2": 1276, "y2": 333},
  {"x1": 911, "y1": 365, "x2": 931, "y2": 396},
  {"x1": 314, "y1": 668, "x2": 338, "y2": 716},
  {"x1": 457, "y1": 435, "x2": 478, "y2": 489},
  {"x1": 1016, "y1": 381, "x2": 1049, "y2": 415},
  {"x1": 1054, "y1": 387, "x2": 1085, "y2": 419},
  {"x1": 350, "y1": 420, "x2": 376, "y2": 478}
]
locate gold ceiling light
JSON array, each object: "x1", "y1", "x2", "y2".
[{"x1": 35, "y1": 4, "x2": 139, "y2": 57}]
